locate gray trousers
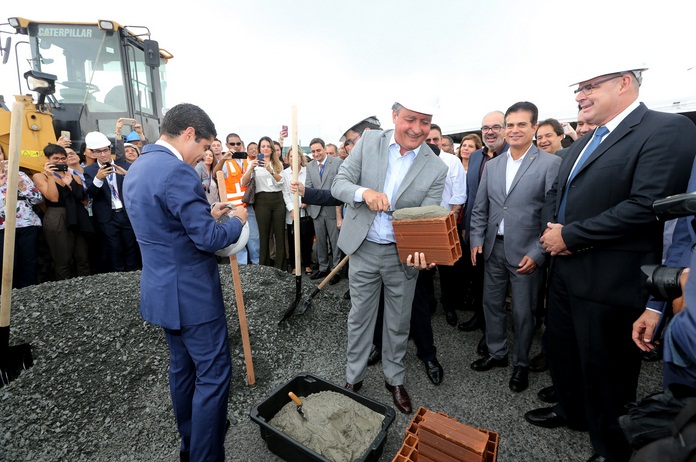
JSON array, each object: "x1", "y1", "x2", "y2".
[
  {"x1": 346, "y1": 240, "x2": 418, "y2": 386},
  {"x1": 482, "y1": 238, "x2": 541, "y2": 366},
  {"x1": 313, "y1": 208, "x2": 340, "y2": 271}
]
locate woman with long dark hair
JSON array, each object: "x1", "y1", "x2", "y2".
[
  {"x1": 241, "y1": 136, "x2": 286, "y2": 269},
  {"x1": 195, "y1": 149, "x2": 218, "y2": 204},
  {"x1": 32, "y1": 144, "x2": 93, "y2": 279}
]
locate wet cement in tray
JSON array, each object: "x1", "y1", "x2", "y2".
[{"x1": 270, "y1": 390, "x2": 384, "y2": 462}]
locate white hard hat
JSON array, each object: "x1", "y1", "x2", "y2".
[
  {"x1": 570, "y1": 62, "x2": 648, "y2": 87},
  {"x1": 395, "y1": 95, "x2": 440, "y2": 116},
  {"x1": 85, "y1": 131, "x2": 111, "y2": 150},
  {"x1": 215, "y1": 219, "x2": 250, "y2": 257}
]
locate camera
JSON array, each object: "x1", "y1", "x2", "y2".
[
  {"x1": 642, "y1": 191, "x2": 696, "y2": 301},
  {"x1": 232, "y1": 152, "x2": 248, "y2": 159},
  {"x1": 642, "y1": 265, "x2": 686, "y2": 302},
  {"x1": 54, "y1": 163, "x2": 69, "y2": 172}
]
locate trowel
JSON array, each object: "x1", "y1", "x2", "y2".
[{"x1": 288, "y1": 392, "x2": 308, "y2": 420}]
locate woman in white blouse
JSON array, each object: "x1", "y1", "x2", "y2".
[
  {"x1": 241, "y1": 136, "x2": 286, "y2": 269},
  {"x1": 281, "y1": 147, "x2": 315, "y2": 275}
]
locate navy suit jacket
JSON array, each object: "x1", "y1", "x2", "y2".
[
  {"x1": 84, "y1": 160, "x2": 131, "y2": 224},
  {"x1": 123, "y1": 143, "x2": 243, "y2": 329},
  {"x1": 542, "y1": 103, "x2": 696, "y2": 307}
]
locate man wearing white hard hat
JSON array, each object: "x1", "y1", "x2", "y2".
[
  {"x1": 524, "y1": 63, "x2": 696, "y2": 462},
  {"x1": 83, "y1": 131, "x2": 140, "y2": 272},
  {"x1": 331, "y1": 97, "x2": 448, "y2": 414}
]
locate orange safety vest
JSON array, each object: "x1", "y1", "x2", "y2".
[{"x1": 223, "y1": 159, "x2": 249, "y2": 207}]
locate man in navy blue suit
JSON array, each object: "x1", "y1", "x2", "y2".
[{"x1": 123, "y1": 103, "x2": 247, "y2": 462}]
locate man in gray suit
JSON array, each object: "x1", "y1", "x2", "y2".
[
  {"x1": 331, "y1": 99, "x2": 448, "y2": 414},
  {"x1": 469, "y1": 101, "x2": 561, "y2": 393},
  {"x1": 305, "y1": 138, "x2": 343, "y2": 282}
]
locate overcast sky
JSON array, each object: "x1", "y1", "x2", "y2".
[{"x1": 2, "y1": 0, "x2": 695, "y2": 146}]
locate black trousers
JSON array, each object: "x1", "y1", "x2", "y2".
[
  {"x1": 0, "y1": 226, "x2": 41, "y2": 289},
  {"x1": 547, "y1": 258, "x2": 642, "y2": 462},
  {"x1": 287, "y1": 217, "x2": 314, "y2": 271}
]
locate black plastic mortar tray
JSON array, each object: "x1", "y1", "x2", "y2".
[{"x1": 249, "y1": 373, "x2": 396, "y2": 462}]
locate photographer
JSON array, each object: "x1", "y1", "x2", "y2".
[{"x1": 32, "y1": 144, "x2": 93, "y2": 280}]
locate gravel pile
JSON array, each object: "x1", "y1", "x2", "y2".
[{"x1": 0, "y1": 265, "x2": 663, "y2": 461}]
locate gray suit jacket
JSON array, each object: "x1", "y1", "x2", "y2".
[
  {"x1": 331, "y1": 129, "x2": 448, "y2": 256},
  {"x1": 470, "y1": 145, "x2": 561, "y2": 266},
  {"x1": 305, "y1": 155, "x2": 342, "y2": 219}
]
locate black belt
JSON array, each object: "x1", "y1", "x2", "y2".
[
  {"x1": 496, "y1": 235, "x2": 504, "y2": 241},
  {"x1": 113, "y1": 208, "x2": 124, "y2": 213}
]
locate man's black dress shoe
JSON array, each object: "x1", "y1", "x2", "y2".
[
  {"x1": 586, "y1": 454, "x2": 607, "y2": 462},
  {"x1": 509, "y1": 366, "x2": 529, "y2": 392},
  {"x1": 458, "y1": 314, "x2": 482, "y2": 332},
  {"x1": 385, "y1": 382, "x2": 412, "y2": 414},
  {"x1": 367, "y1": 345, "x2": 381, "y2": 366},
  {"x1": 529, "y1": 352, "x2": 549, "y2": 372},
  {"x1": 445, "y1": 310, "x2": 458, "y2": 326},
  {"x1": 310, "y1": 270, "x2": 329, "y2": 280},
  {"x1": 537, "y1": 385, "x2": 559, "y2": 403},
  {"x1": 525, "y1": 407, "x2": 587, "y2": 431},
  {"x1": 424, "y1": 358, "x2": 444, "y2": 385},
  {"x1": 344, "y1": 381, "x2": 363, "y2": 393},
  {"x1": 343, "y1": 290, "x2": 351, "y2": 300},
  {"x1": 471, "y1": 355, "x2": 508, "y2": 371},
  {"x1": 329, "y1": 274, "x2": 341, "y2": 285},
  {"x1": 477, "y1": 335, "x2": 488, "y2": 356},
  {"x1": 524, "y1": 407, "x2": 568, "y2": 428}
]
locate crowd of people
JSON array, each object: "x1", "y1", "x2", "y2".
[{"x1": 4, "y1": 62, "x2": 696, "y2": 462}]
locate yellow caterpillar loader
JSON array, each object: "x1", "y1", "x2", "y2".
[{"x1": 0, "y1": 17, "x2": 172, "y2": 172}]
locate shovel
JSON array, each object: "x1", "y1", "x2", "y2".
[
  {"x1": 288, "y1": 391, "x2": 308, "y2": 420},
  {"x1": 0, "y1": 102, "x2": 34, "y2": 388},
  {"x1": 296, "y1": 255, "x2": 350, "y2": 315},
  {"x1": 216, "y1": 171, "x2": 255, "y2": 385},
  {"x1": 279, "y1": 106, "x2": 303, "y2": 324}
]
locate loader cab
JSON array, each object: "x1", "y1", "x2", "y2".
[{"x1": 6, "y1": 18, "x2": 171, "y2": 145}]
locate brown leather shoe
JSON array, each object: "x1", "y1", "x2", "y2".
[
  {"x1": 385, "y1": 382, "x2": 412, "y2": 414},
  {"x1": 344, "y1": 381, "x2": 363, "y2": 393}
]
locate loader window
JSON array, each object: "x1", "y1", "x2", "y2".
[
  {"x1": 126, "y1": 44, "x2": 156, "y2": 117},
  {"x1": 30, "y1": 24, "x2": 128, "y2": 113}
]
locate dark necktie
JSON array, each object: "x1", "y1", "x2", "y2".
[
  {"x1": 319, "y1": 162, "x2": 325, "y2": 180},
  {"x1": 557, "y1": 126, "x2": 609, "y2": 224}
]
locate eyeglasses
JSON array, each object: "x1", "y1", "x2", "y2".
[
  {"x1": 344, "y1": 130, "x2": 365, "y2": 148},
  {"x1": 574, "y1": 74, "x2": 624, "y2": 96},
  {"x1": 92, "y1": 148, "x2": 110, "y2": 154},
  {"x1": 425, "y1": 138, "x2": 440, "y2": 143},
  {"x1": 480, "y1": 125, "x2": 503, "y2": 133},
  {"x1": 228, "y1": 141, "x2": 242, "y2": 146}
]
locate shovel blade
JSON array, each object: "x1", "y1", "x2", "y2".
[
  {"x1": 278, "y1": 276, "x2": 303, "y2": 324},
  {"x1": 0, "y1": 343, "x2": 33, "y2": 388}
]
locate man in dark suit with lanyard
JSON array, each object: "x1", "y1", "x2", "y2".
[
  {"x1": 526, "y1": 64, "x2": 696, "y2": 462},
  {"x1": 83, "y1": 131, "x2": 139, "y2": 272}
]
